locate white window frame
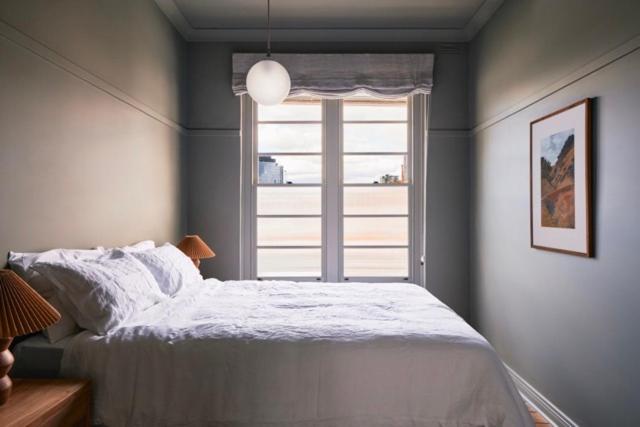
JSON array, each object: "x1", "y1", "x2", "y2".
[{"x1": 240, "y1": 94, "x2": 427, "y2": 285}]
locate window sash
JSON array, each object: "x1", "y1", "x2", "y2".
[{"x1": 241, "y1": 95, "x2": 426, "y2": 284}]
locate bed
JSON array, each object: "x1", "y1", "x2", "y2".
[
  {"x1": 8, "y1": 243, "x2": 532, "y2": 426},
  {"x1": 53, "y1": 279, "x2": 532, "y2": 427},
  {"x1": 11, "y1": 333, "x2": 70, "y2": 378}
]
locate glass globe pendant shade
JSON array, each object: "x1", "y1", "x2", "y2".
[{"x1": 246, "y1": 59, "x2": 291, "y2": 106}]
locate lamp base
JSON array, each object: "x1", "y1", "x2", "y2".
[
  {"x1": 191, "y1": 258, "x2": 201, "y2": 269},
  {"x1": 0, "y1": 337, "x2": 14, "y2": 406}
]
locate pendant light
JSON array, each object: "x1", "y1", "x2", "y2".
[{"x1": 246, "y1": 0, "x2": 291, "y2": 106}]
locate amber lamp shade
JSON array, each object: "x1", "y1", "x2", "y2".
[
  {"x1": 177, "y1": 235, "x2": 215, "y2": 269},
  {"x1": 0, "y1": 269, "x2": 61, "y2": 406}
]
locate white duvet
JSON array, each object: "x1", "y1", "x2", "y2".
[{"x1": 61, "y1": 280, "x2": 533, "y2": 427}]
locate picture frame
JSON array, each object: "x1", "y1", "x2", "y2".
[{"x1": 530, "y1": 98, "x2": 593, "y2": 257}]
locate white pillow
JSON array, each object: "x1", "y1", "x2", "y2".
[
  {"x1": 8, "y1": 248, "x2": 106, "y2": 340},
  {"x1": 42, "y1": 294, "x2": 81, "y2": 343},
  {"x1": 8, "y1": 241, "x2": 154, "y2": 295},
  {"x1": 115, "y1": 240, "x2": 155, "y2": 252},
  {"x1": 33, "y1": 252, "x2": 166, "y2": 334},
  {"x1": 9, "y1": 242, "x2": 154, "y2": 338},
  {"x1": 128, "y1": 243, "x2": 203, "y2": 296},
  {"x1": 8, "y1": 248, "x2": 105, "y2": 297}
]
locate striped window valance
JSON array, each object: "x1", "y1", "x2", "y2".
[{"x1": 232, "y1": 53, "x2": 434, "y2": 99}]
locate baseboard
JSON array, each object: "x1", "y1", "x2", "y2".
[
  {"x1": 505, "y1": 365, "x2": 579, "y2": 427},
  {"x1": 185, "y1": 128, "x2": 241, "y2": 137}
]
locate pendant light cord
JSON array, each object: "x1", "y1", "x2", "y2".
[{"x1": 266, "y1": 0, "x2": 272, "y2": 57}]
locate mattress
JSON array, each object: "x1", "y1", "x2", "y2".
[
  {"x1": 11, "y1": 333, "x2": 73, "y2": 378},
  {"x1": 61, "y1": 279, "x2": 533, "y2": 427}
]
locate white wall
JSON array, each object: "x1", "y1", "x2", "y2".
[{"x1": 0, "y1": 0, "x2": 187, "y2": 256}]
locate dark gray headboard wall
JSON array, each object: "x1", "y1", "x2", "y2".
[
  {"x1": 185, "y1": 41, "x2": 471, "y2": 318},
  {"x1": 0, "y1": 1, "x2": 187, "y2": 258}
]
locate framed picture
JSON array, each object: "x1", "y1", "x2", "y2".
[{"x1": 530, "y1": 98, "x2": 593, "y2": 256}]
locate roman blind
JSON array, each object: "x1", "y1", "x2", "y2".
[{"x1": 232, "y1": 53, "x2": 434, "y2": 99}]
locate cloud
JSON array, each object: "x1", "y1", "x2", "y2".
[{"x1": 541, "y1": 128, "x2": 573, "y2": 166}]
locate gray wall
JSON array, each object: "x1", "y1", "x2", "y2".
[
  {"x1": 186, "y1": 41, "x2": 471, "y2": 318},
  {"x1": 469, "y1": 1, "x2": 640, "y2": 425},
  {"x1": 0, "y1": 0, "x2": 187, "y2": 257}
]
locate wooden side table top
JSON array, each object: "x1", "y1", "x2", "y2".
[{"x1": 0, "y1": 379, "x2": 91, "y2": 427}]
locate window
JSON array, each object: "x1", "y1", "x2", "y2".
[
  {"x1": 255, "y1": 98, "x2": 323, "y2": 278},
  {"x1": 241, "y1": 95, "x2": 426, "y2": 283},
  {"x1": 342, "y1": 96, "x2": 410, "y2": 279}
]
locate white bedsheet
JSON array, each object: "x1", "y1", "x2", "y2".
[{"x1": 61, "y1": 280, "x2": 533, "y2": 427}]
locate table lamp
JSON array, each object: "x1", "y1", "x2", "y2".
[
  {"x1": 0, "y1": 269, "x2": 61, "y2": 405},
  {"x1": 176, "y1": 235, "x2": 215, "y2": 269}
]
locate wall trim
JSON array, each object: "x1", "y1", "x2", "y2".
[
  {"x1": 184, "y1": 128, "x2": 471, "y2": 139},
  {"x1": 505, "y1": 365, "x2": 579, "y2": 427},
  {"x1": 186, "y1": 129, "x2": 241, "y2": 137},
  {"x1": 0, "y1": 19, "x2": 185, "y2": 134},
  {"x1": 154, "y1": 0, "x2": 504, "y2": 43},
  {"x1": 429, "y1": 129, "x2": 471, "y2": 139},
  {"x1": 472, "y1": 33, "x2": 640, "y2": 135},
  {"x1": 187, "y1": 128, "x2": 466, "y2": 140}
]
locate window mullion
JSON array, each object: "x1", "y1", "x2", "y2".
[
  {"x1": 240, "y1": 95, "x2": 255, "y2": 280},
  {"x1": 324, "y1": 99, "x2": 341, "y2": 282},
  {"x1": 411, "y1": 94, "x2": 426, "y2": 287}
]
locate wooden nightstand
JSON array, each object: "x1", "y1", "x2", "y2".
[{"x1": 0, "y1": 379, "x2": 90, "y2": 427}]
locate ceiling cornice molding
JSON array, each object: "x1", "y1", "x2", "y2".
[
  {"x1": 462, "y1": 0, "x2": 504, "y2": 40},
  {"x1": 155, "y1": 0, "x2": 503, "y2": 43}
]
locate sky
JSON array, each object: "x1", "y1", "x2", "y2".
[
  {"x1": 257, "y1": 100, "x2": 409, "y2": 183},
  {"x1": 541, "y1": 128, "x2": 574, "y2": 166}
]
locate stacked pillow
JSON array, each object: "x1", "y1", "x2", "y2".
[
  {"x1": 9, "y1": 246, "x2": 109, "y2": 342},
  {"x1": 8, "y1": 246, "x2": 109, "y2": 298},
  {"x1": 8, "y1": 240, "x2": 201, "y2": 338},
  {"x1": 33, "y1": 251, "x2": 166, "y2": 334},
  {"x1": 125, "y1": 243, "x2": 202, "y2": 296}
]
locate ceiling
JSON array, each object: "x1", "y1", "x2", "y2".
[{"x1": 155, "y1": 0, "x2": 504, "y2": 42}]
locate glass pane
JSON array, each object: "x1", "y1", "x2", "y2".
[
  {"x1": 344, "y1": 217, "x2": 408, "y2": 246},
  {"x1": 343, "y1": 97, "x2": 407, "y2": 121},
  {"x1": 344, "y1": 248, "x2": 408, "y2": 277},
  {"x1": 258, "y1": 248, "x2": 321, "y2": 277},
  {"x1": 258, "y1": 155, "x2": 321, "y2": 184},
  {"x1": 343, "y1": 124, "x2": 407, "y2": 153},
  {"x1": 258, "y1": 124, "x2": 321, "y2": 153},
  {"x1": 343, "y1": 155, "x2": 408, "y2": 184},
  {"x1": 258, "y1": 218, "x2": 321, "y2": 246},
  {"x1": 258, "y1": 98, "x2": 321, "y2": 121},
  {"x1": 257, "y1": 187, "x2": 321, "y2": 215},
  {"x1": 344, "y1": 187, "x2": 408, "y2": 215}
]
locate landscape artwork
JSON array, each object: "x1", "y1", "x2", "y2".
[
  {"x1": 540, "y1": 128, "x2": 575, "y2": 228},
  {"x1": 530, "y1": 98, "x2": 592, "y2": 257}
]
